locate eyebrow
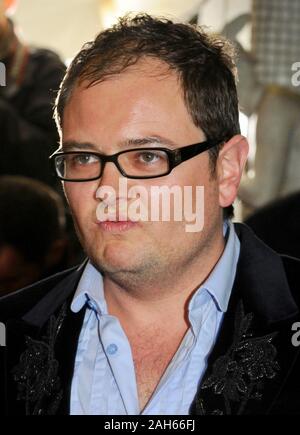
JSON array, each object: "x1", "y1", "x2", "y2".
[
  {"x1": 61, "y1": 136, "x2": 178, "y2": 152},
  {"x1": 123, "y1": 136, "x2": 177, "y2": 148},
  {"x1": 61, "y1": 141, "x2": 99, "y2": 152}
]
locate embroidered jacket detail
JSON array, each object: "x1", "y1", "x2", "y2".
[
  {"x1": 195, "y1": 301, "x2": 280, "y2": 415},
  {"x1": 12, "y1": 303, "x2": 67, "y2": 415}
]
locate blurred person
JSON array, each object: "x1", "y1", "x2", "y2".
[
  {"x1": 0, "y1": 0, "x2": 66, "y2": 188},
  {"x1": 245, "y1": 191, "x2": 300, "y2": 260},
  {"x1": 0, "y1": 15, "x2": 299, "y2": 416},
  {"x1": 0, "y1": 175, "x2": 68, "y2": 296}
]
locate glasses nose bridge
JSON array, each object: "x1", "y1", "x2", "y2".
[{"x1": 100, "y1": 153, "x2": 123, "y2": 178}]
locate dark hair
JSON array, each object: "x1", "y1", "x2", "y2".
[
  {"x1": 0, "y1": 176, "x2": 66, "y2": 265},
  {"x1": 54, "y1": 14, "x2": 240, "y2": 218}
]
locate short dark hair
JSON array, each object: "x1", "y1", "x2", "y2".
[{"x1": 54, "y1": 14, "x2": 240, "y2": 218}]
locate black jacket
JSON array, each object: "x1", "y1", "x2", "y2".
[{"x1": 0, "y1": 223, "x2": 300, "y2": 415}]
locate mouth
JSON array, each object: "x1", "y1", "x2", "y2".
[
  {"x1": 95, "y1": 199, "x2": 141, "y2": 232},
  {"x1": 95, "y1": 199, "x2": 142, "y2": 232},
  {"x1": 97, "y1": 220, "x2": 139, "y2": 232}
]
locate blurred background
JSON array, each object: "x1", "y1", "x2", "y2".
[
  {"x1": 13, "y1": 0, "x2": 252, "y2": 60},
  {"x1": 1, "y1": 0, "x2": 300, "y2": 295}
]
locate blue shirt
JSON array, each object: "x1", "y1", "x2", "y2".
[{"x1": 70, "y1": 220, "x2": 240, "y2": 415}]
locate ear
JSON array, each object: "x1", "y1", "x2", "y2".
[{"x1": 217, "y1": 135, "x2": 249, "y2": 209}]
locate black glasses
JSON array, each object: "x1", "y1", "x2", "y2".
[{"x1": 49, "y1": 139, "x2": 223, "y2": 181}]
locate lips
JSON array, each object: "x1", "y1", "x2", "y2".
[
  {"x1": 97, "y1": 220, "x2": 138, "y2": 232},
  {"x1": 95, "y1": 200, "x2": 139, "y2": 232}
]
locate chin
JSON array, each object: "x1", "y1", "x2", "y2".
[{"x1": 88, "y1": 240, "x2": 141, "y2": 274}]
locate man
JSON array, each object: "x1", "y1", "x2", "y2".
[{"x1": 0, "y1": 14, "x2": 299, "y2": 416}]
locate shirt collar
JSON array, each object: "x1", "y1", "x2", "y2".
[
  {"x1": 71, "y1": 261, "x2": 107, "y2": 314},
  {"x1": 189, "y1": 219, "x2": 240, "y2": 315}
]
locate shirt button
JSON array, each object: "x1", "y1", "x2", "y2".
[{"x1": 106, "y1": 343, "x2": 118, "y2": 355}]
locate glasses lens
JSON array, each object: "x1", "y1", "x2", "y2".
[
  {"x1": 118, "y1": 149, "x2": 169, "y2": 177},
  {"x1": 55, "y1": 153, "x2": 101, "y2": 180}
]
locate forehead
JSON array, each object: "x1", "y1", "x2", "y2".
[
  {"x1": 62, "y1": 57, "x2": 201, "y2": 148},
  {"x1": 65, "y1": 58, "x2": 182, "y2": 115},
  {"x1": 78, "y1": 57, "x2": 179, "y2": 92}
]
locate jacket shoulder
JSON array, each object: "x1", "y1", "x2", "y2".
[{"x1": 0, "y1": 266, "x2": 78, "y2": 322}]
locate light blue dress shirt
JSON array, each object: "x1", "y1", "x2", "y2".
[{"x1": 70, "y1": 220, "x2": 240, "y2": 415}]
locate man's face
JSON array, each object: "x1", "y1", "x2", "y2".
[{"x1": 62, "y1": 59, "x2": 223, "y2": 286}]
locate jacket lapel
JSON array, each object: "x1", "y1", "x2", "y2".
[{"x1": 190, "y1": 224, "x2": 300, "y2": 415}]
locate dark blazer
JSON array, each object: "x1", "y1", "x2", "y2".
[{"x1": 0, "y1": 223, "x2": 300, "y2": 415}]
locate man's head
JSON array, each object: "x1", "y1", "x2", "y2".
[
  {"x1": 55, "y1": 15, "x2": 240, "y2": 188},
  {"x1": 53, "y1": 14, "x2": 248, "y2": 292}
]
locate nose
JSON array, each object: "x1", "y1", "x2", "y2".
[
  {"x1": 94, "y1": 160, "x2": 128, "y2": 205},
  {"x1": 97, "y1": 161, "x2": 123, "y2": 189}
]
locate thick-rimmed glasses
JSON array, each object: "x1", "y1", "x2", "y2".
[{"x1": 49, "y1": 139, "x2": 223, "y2": 181}]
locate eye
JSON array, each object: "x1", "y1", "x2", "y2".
[
  {"x1": 137, "y1": 151, "x2": 162, "y2": 164},
  {"x1": 72, "y1": 154, "x2": 98, "y2": 165}
]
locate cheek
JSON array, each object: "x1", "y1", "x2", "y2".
[
  {"x1": 175, "y1": 162, "x2": 220, "y2": 230},
  {"x1": 64, "y1": 184, "x2": 97, "y2": 221}
]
